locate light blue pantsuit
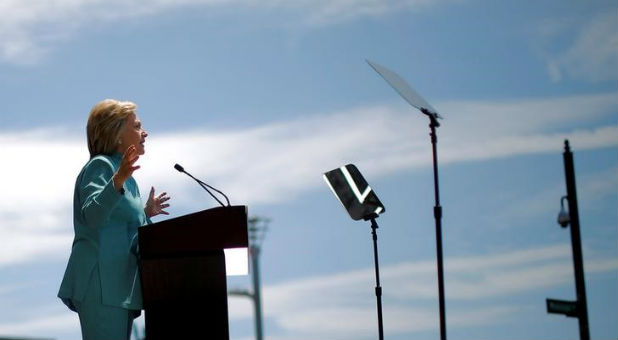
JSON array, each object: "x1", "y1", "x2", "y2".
[
  {"x1": 58, "y1": 153, "x2": 151, "y2": 340},
  {"x1": 73, "y1": 266, "x2": 136, "y2": 340}
]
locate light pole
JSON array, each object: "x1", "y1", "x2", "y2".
[
  {"x1": 546, "y1": 140, "x2": 590, "y2": 340},
  {"x1": 229, "y1": 216, "x2": 269, "y2": 340}
]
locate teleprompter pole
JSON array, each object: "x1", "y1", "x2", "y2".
[
  {"x1": 563, "y1": 140, "x2": 590, "y2": 340},
  {"x1": 364, "y1": 60, "x2": 447, "y2": 338},
  {"x1": 369, "y1": 217, "x2": 384, "y2": 340},
  {"x1": 424, "y1": 108, "x2": 446, "y2": 340}
]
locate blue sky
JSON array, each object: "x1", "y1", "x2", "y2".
[{"x1": 0, "y1": 0, "x2": 616, "y2": 339}]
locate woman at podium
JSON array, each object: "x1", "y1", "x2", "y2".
[{"x1": 58, "y1": 99, "x2": 171, "y2": 340}]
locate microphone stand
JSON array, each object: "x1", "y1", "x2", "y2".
[
  {"x1": 422, "y1": 108, "x2": 446, "y2": 340},
  {"x1": 194, "y1": 177, "x2": 230, "y2": 207},
  {"x1": 194, "y1": 176, "x2": 226, "y2": 207},
  {"x1": 175, "y1": 164, "x2": 230, "y2": 207}
]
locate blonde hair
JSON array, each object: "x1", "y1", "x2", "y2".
[{"x1": 87, "y1": 99, "x2": 137, "y2": 157}]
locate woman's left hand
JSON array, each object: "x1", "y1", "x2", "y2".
[{"x1": 145, "y1": 187, "x2": 171, "y2": 218}]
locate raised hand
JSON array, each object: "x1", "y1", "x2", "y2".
[
  {"x1": 145, "y1": 186, "x2": 171, "y2": 218},
  {"x1": 113, "y1": 145, "x2": 140, "y2": 191}
]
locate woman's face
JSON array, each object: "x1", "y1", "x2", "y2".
[{"x1": 118, "y1": 113, "x2": 148, "y2": 155}]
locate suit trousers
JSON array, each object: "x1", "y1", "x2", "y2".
[{"x1": 74, "y1": 267, "x2": 138, "y2": 340}]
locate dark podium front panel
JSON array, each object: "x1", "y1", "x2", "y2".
[{"x1": 138, "y1": 206, "x2": 248, "y2": 339}]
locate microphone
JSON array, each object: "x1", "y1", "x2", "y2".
[{"x1": 174, "y1": 163, "x2": 231, "y2": 207}]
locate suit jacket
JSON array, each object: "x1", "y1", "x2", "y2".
[{"x1": 58, "y1": 153, "x2": 151, "y2": 311}]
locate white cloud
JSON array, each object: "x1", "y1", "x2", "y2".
[
  {"x1": 280, "y1": 0, "x2": 442, "y2": 25},
  {"x1": 0, "y1": 312, "x2": 78, "y2": 336},
  {"x1": 266, "y1": 304, "x2": 516, "y2": 338},
  {"x1": 0, "y1": 93, "x2": 616, "y2": 268},
  {"x1": 3, "y1": 243, "x2": 613, "y2": 339},
  {"x1": 544, "y1": 11, "x2": 618, "y2": 83},
  {"x1": 0, "y1": 0, "x2": 447, "y2": 64},
  {"x1": 578, "y1": 165, "x2": 618, "y2": 204},
  {"x1": 436, "y1": 93, "x2": 617, "y2": 169},
  {"x1": 0, "y1": 129, "x2": 86, "y2": 266},
  {"x1": 495, "y1": 164, "x2": 618, "y2": 227},
  {"x1": 440, "y1": 93, "x2": 615, "y2": 135},
  {"x1": 226, "y1": 244, "x2": 616, "y2": 337}
]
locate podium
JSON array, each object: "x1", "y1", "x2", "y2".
[{"x1": 138, "y1": 205, "x2": 248, "y2": 339}]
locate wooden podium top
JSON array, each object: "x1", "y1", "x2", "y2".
[{"x1": 138, "y1": 205, "x2": 248, "y2": 259}]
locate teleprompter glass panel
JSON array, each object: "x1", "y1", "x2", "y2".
[
  {"x1": 367, "y1": 59, "x2": 442, "y2": 119},
  {"x1": 323, "y1": 164, "x2": 385, "y2": 221}
]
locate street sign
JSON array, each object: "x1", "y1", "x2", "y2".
[{"x1": 547, "y1": 298, "x2": 579, "y2": 317}]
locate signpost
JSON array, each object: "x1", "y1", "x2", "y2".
[
  {"x1": 546, "y1": 298, "x2": 578, "y2": 318},
  {"x1": 546, "y1": 140, "x2": 590, "y2": 340}
]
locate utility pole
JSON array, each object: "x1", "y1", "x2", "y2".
[
  {"x1": 229, "y1": 216, "x2": 269, "y2": 340},
  {"x1": 546, "y1": 140, "x2": 590, "y2": 340}
]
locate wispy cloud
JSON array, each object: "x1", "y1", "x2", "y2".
[
  {"x1": 0, "y1": 93, "x2": 615, "y2": 267},
  {"x1": 3, "y1": 244, "x2": 613, "y2": 339},
  {"x1": 494, "y1": 163, "x2": 618, "y2": 229},
  {"x1": 225, "y1": 244, "x2": 616, "y2": 337},
  {"x1": 438, "y1": 92, "x2": 617, "y2": 162},
  {"x1": 0, "y1": 312, "x2": 78, "y2": 336},
  {"x1": 0, "y1": 0, "x2": 446, "y2": 65},
  {"x1": 0, "y1": 129, "x2": 85, "y2": 266},
  {"x1": 136, "y1": 92, "x2": 617, "y2": 213},
  {"x1": 543, "y1": 11, "x2": 618, "y2": 83},
  {"x1": 3, "y1": 242, "x2": 613, "y2": 339}
]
